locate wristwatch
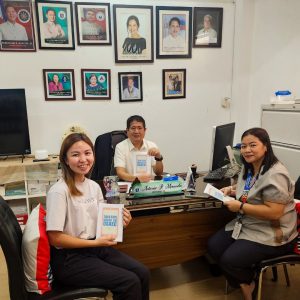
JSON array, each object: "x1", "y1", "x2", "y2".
[{"x1": 155, "y1": 155, "x2": 163, "y2": 161}]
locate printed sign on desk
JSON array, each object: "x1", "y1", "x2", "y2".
[{"x1": 96, "y1": 203, "x2": 124, "y2": 242}]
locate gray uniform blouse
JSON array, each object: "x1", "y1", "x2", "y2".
[{"x1": 225, "y1": 162, "x2": 297, "y2": 246}]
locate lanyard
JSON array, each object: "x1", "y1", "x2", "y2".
[{"x1": 240, "y1": 170, "x2": 259, "y2": 203}]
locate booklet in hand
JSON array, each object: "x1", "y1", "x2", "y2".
[
  {"x1": 96, "y1": 203, "x2": 124, "y2": 242},
  {"x1": 204, "y1": 183, "x2": 233, "y2": 202}
]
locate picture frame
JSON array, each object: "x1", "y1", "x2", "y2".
[
  {"x1": 113, "y1": 5, "x2": 153, "y2": 63},
  {"x1": 81, "y1": 69, "x2": 111, "y2": 100},
  {"x1": 162, "y1": 69, "x2": 186, "y2": 99},
  {"x1": 156, "y1": 6, "x2": 192, "y2": 59},
  {"x1": 43, "y1": 69, "x2": 75, "y2": 100},
  {"x1": 0, "y1": 0, "x2": 36, "y2": 51},
  {"x1": 75, "y1": 2, "x2": 111, "y2": 46},
  {"x1": 35, "y1": 0, "x2": 75, "y2": 50},
  {"x1": 193, "y1": 7, "x2": 223, "y2": 48},
  {"x1": 118, "y1": 72, "x2": 143, "y2": 102}
]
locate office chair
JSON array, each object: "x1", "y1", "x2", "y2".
[
  {"x1": 0, "y1": 196, "x2": 108, "y2": 300},
  {"x1": 91, "y1": 130, "x2": 127, "y2": 180}
]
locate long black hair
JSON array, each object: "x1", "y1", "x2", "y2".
[{"x1": 241, "y1": 127, "x2": 278, "y2": 179}]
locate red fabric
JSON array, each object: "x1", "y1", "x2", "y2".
[{"x1": 36, "y1": 205, "x2": 51, "y2": 293}]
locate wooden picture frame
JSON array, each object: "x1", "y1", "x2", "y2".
[
  {"x1": 163, "y1": 69, "x2": 186, "y2": 99},
  {"x1": 43, "y1": 69, "x2": 75, "y2": 100},
  {"x1": 75, "y1": 2, "x2": 111, "y2": 46},
  {"x1": 35, "y1": 0, "x2": 75, "y2": 50},
  {"x1": 81, "y1": 69, "x2": 111, "y2": 100},
  {"x1": 113, "y1": 5, "x2": 153, "y2": 63},
  {"x1": 118, "y1": 72, "x2": 143, "y2": 102},
  {"x1": 0, "y1": 0, "x2": 36, "y2": 51},
  {"x1": 193, "y1": 7, "x2": 223, "y2": 48},
  {"x1": 156, "y1": 6, "x2": 192, "y2": 59}
]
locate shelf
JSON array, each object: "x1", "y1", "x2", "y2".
[
  {"x1": 0, "y1": 156, "x2": 59, "y2": 222},
  {"x1": 3, "y1": 194, "x2": 27, "y2": 201}
]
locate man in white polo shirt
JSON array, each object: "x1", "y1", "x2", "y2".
[{"x1": 114, "y1": 115, "x2": 163, "y2": 182}]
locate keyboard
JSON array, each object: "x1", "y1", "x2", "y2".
[{"x1": 203, "y1": 167, "x2": 228, "y2": 181}]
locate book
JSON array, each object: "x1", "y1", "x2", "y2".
[
  {"x1": 203, "y1": 183, "x2": 233, "y2": 202},
  {"x1": 96, "y1": 203, "x2": 124, "y2": 242}
]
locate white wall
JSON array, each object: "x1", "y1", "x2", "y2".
[
  {"x1": 247, "y1": 0, "x2": 300, "y2": 126},
  {"x1": 0, "y1": 0, "x2": 239, "y2": 173}
]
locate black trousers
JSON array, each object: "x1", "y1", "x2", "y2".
[
  {"x1": 207, "y1": 228, "x2": 295, "y2": 287},
  {"x1": 50, "y1": 246, "x2": 150, "y2": 300}
]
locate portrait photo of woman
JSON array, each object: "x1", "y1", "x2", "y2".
[
  {"x1": 122, "y1": 15, "x2": 146, "y2": 55},
  {"x1": 113, "y1": 5, "x2": 153, "y2": 63}
]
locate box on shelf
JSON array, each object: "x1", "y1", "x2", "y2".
[
  {"x1": 5, "y1": 181, "x2": 26, "y2": 196},
  {"x1": 27, "y1": 180, "x2": 47, "y2": 195}
]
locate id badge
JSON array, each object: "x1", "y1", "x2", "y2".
[{"x1": 231, "y1": 221, "x2": 242, "y2": 240}]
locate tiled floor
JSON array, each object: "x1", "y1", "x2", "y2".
[{"x1": 1, "y1": 247, "x2": 300, "y2": 299}]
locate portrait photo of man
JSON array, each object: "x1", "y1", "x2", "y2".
[
  {"x1": 193, "y1": 7, "x2": 223, "y2": 48},
  {"x1": 123, "y1": 76, "x2": 140, "y2": 99},
  {"x1": 81, "y1": 8, "x2": 105, "y2": 40},
  {"x1": 43, "y1": 8, "x2": 65, "y2": 40},
  {"x1": 75, "y1": 3, "x2": 110, "y2": 45},
  {"x1": 0, "y1": 0, "x2": 36, "y2": 51},
  {"x1": 119, "y1": 72, "x2": 143, "y2": 102},
  {"x1": 36, "y1": 0, "x2": 74, "y2": 49}
]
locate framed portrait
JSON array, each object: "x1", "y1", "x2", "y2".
[
  {"x1": 43, "y1": 69, "x2": 75, "y2": 100},
  {"x1": 81, "y1": 69, "x2": 111, "y2": 100},
  {"x1": 0, "y1": 0, "x2": 36, "y2": 51},
  {"x1": 118, "y1": 72, "x2": 143, "y2": 102},
  {"x1": 113, "y1": 5, "x2": 153, "y2": 63},
  {"x1": 35, "y1": 0, "x2": 75, "y2": 50},
  {"x1": 75, "y1": 2, "x2": 111, "y2": 46},
  {"x1": 163, "y1": 69, "x2": 186, "y2": 99},
  {"x1": 156, "y1": 6, "x2": 192, "y2": 59},
  {"x1": 193, "y1": 7, "x2": 223, "y2": 48}
]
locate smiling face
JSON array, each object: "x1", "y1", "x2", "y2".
[
  {"x1": 204, "y1": 16, "x2": 212, "y2": 30},
  {"x1": 89, "y1": 75, "x2": 97, "y2": 85},
  {"x1": 128, "y1": 19, "x2": 138, "y2": 36},
  {"x1": 86, "y1": 10, "x2": 96, "y2": 22},
  {"x1": 47, "y1": 10, "x2": 56, "y2": 22},
  {"x1": 169, "y1": 20, "x2": 180, "y2": 37},
  {"x1": 241, "y1": 134, "x2": 267, "y2": 170},
  {"x1": 65, "y1": 140, "x2": 94, "y2": 182},
  {"x1": 6, "y1": 6, "x2": 17, "y2": 23},
  {"x1": 53, "y1": 74, "x2": 59, "y2": 84},
  {"x1": 127, "y1": 120, "x2": 146, "y2": 147}
]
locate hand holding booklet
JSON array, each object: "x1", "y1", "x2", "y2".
[
  {"x1": 204, "y1": 183, "x2": 234, "y2": 202},
  {"x1": 96, "y1": 203, "x2": 124, "y2": 242}
]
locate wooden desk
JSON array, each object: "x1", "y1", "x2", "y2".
[{"x1": 115, "y1": 177, "x2": 233, "y2": 269}]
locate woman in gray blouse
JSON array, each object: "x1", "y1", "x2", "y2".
[{"x1": 208, "y1": 127, "x2": 297, "y2": 300}]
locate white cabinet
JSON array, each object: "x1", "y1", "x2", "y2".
[
  {"x1": 0, "y1": 156, "x2": 59, "y2": 227},
  {"x1": 261, "y1": 104, "x2": 300, "y2": 180}
]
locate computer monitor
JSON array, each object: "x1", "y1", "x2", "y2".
[{"x1": 209, "y1": 122, "x2": 235, "y2": 171}]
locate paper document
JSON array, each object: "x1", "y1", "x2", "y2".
[
  {"x1": 204, "y1": 184, "x2": 233, "y2": 202},
  {"x1": 96, "y1": 203, "x2": 124, "y2": 242},
  {"x1": 132, "y1": 152, "x2": 152, "y2": 175}
]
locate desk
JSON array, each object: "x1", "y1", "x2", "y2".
[{"x1": 114, "y1": 177, "x2": 233, "y2": 269}]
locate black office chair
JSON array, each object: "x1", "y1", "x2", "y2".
[
  {"x1": 0, "y1": 196, "x2": 108, "y2": 300},
  {"x1": 255, "y1": 253, "x2": 300, "y2": 300},
  {"x1": 91, "y1": 130, "x2": 127, "y2": 181}
]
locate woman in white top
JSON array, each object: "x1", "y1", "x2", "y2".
[{"x1": 46, "y1": 132, "x2": 149, "y2": 300}]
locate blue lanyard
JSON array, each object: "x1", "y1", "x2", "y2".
[{"x1": 240, "y1": 170, "x2": 259, "y2": 203}]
